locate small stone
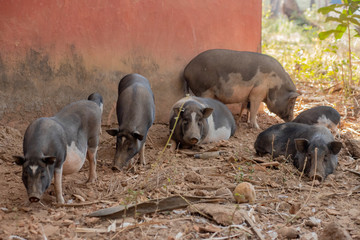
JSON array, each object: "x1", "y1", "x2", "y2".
[
  {"x1": 300, "y1": 232, "x2": 318, "y2": 240},
  {"x1": 289, "y1": 203, "x2": 301, "y2": 214},
  {"x1": 215, "y1": 187, "x2": 235, "y2": 201},
  {"x1": 255, "y1": 205, "x2": 269, "y2": 214},
  {"x1": 194, "y1": 190, "x2": 207, "y2": 196},
  {"x1": 233, "y1": 182, "x2": 256, "y2": 204},
  {"x1": 319, "y1": 222, "x2": 352, "y2": 240},
  {"x1": 277, "y1": 226, "x2": 300, "y2": 239},
  {"x1": 305, "y1": 217, "x2": 321, "y2": 228},
  {"x1": 348, "y1": 208, "x2": 360, "y2": 220},
  {"x1": 184, "y1": 172, "x2": 202, "y2": 184}
]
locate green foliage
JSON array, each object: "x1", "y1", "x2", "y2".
[
  {"x1": 317, "y1": 0, "x2": 360, "y2": 88},
  {"x1": 262, "y1": 5, "x2": 360, "y2": 89},
  {"x1": 318, "y1": 0, "x2": 360, "y2": 40}
]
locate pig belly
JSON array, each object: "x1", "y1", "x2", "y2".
[
  {"x1": 63, "y1": 142, "x2": 87, "y2": 175},
  {"x1": 209, "y1": 84, "x2": 253, "y2": 104}
]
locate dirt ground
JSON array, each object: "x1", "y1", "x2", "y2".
[{"x1": 0, "y1": 82, "x2": 359, "y2": 240}]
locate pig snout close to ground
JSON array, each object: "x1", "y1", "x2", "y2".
[
  {"x1": 254, "y1": 122, "x2": 342, "y2": 182},
  {"x1": 13, "y1": 93, "x2": 103, "y2": 204},
  {"x1": 292, "y1": 106, "x2": 341, "y2": 137},
  {"x1": 169, "y1": 96, "x2": 236, "y2": 149},
  {"x1": 183, "y1": 49, "x2": 300, "y2": 129},
  {"x1": 106, "y1": 73, "x2": 155, "y2": 171}
]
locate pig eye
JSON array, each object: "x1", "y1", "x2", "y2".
[
  {"x1": 183, "y1": 120, "x2": 188, "y2": 125},
  {"x1": 198, "y1": 122, "x2": 202, "y2": 127}
]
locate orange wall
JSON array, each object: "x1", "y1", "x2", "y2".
[{"x1": 0, "y1": 0, "x2": 262, "y2": 125}]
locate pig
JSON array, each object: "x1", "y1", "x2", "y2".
[
  {"x1": 184, "y1": 49, "x2": 300, "y2": 129},
  {"x1": 106, "y1": 73, "x2": 155, "y2": 170},
  {"x1": 254, "y1": 122, "x2": 342, "y2": 181},
  {"x1": 13, "y1": 93, "x2": 103, "y2": 203},
  {"x1": 292, "y1": 106, "x2": 340, "y2": 136},
  {"x1": 169, "y1": 96, "x2": 236, "y2": 148}
]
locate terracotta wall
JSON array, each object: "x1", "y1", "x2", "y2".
[{"x1": 0, "y1": 0, "x2": 262, "y2": 126}]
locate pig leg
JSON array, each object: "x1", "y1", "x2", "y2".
[
  {"x1": 86, "y1": 136, "x2": 98, "y2": 182},
  {"x1": 54, "y1": 167, "x2": 65, "y2": 204},
  {"x1": 139, "y1": 142, "x2": 146, "y2": 165},
  {"x1": 249, "y1": 86, "x2": 267, "y2": 129},
  {"x1": 86, "y1": 147, "x2": 97, "y2": 183},
  {"x1": 249, "y1": 99, "x2": 261, "y2": 129},
  {"x1": 239, "y1": 102, "x2": 249, "y2": 123}
]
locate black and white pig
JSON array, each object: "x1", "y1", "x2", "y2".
[
  {"x1": 292, "y1": 106, "x2": 340, "y2": 136},
  {"x1": 106, "y1": 73, "x2": 155, "y2": 170},
  {"x1": 254, "y1": 122, "x2": 342, "y2": 181},
  {"x1": 184, "y1": 49, "x2": 299, "y2": 129},
  {"x1": 14, "y1": 93, "x2": 103, "y2": 203},
  {"x1": 169, "y1": 96, "x2": 236, "y2": 148}
]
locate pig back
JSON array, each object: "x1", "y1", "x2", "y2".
[
  {"x1": 53, "y1": 100, "x2": 102, "y2": 151},
  {"x1": 116, "y1": 74, "x2": 155, "y2": 135}
]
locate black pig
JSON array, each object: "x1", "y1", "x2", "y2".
[
  {"x1": 292, "y1": 106, "x2": 340, "y2": 136},
  {"x1": 106, "y1": 74, "x2": 155, "y2": 170},
  {"x1": 254, "y1": 122, "x2": 342, "y2": 181}
]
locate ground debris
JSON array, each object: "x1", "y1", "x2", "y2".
[{"x1": 319, "y1": 222, "x2": 352, "y2": 240}]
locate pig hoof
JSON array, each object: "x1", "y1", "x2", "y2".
[
  {"x1": 112, "y1": 165, "x2": 122, "y2": 171},
  {"x1": 86, "y1": 177, "x2": 97, "y2": 183},
  {"x1": 57, "y1": 197, "x2": 65, "y2": 204},
  {"x1": 250, "y1": 122, "x2": 260, "y2": 129}
]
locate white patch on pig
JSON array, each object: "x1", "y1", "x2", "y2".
[
  {"x1": 191, "y1": 112, "x2": 197, "y2": 122},
  {"x1": 203, "y1": 114, "x2": 231, "y2": 143},
  {"x1": 316, "y1": 115, "x2": 338, "y2": 137},
  {"x1": 99, "y1": 103, "x2": 103, "y2": 114},
  {"x1": 62, "y1": 141, "x2": 87, "y2": 175},
  {"x1": 30, "y1": 165, "x2": 38, "y2": 175},
  {"x1": 316, "y1": 115, "x2": 334, "y2": 128}
]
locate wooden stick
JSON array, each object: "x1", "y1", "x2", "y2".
[
  {"x1": 346, "y1": 169, "x2": 360, "y2": 176},
  {"x1": 259, "y1": 161, "x2": 280, "y2": 167},
  {"x1": 239, "y1": 210, "x2": 265, "y2": 240}
]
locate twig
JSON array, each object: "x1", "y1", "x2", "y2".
[
  {"x1": 286, "y1": 148, "x2": 318, "y2": 224},
  {"x1": 205, "y1": 232, "x2": 246, "y2": 240},
  {"x1": 239, "y1": 210, "x2": 266, "y2": 240},
  {"x1": 110, "y1": 217, "x2": 192, "y2": 240},
  {"x1": 346, "y1": 169, "x2": 360, "y2": 176},
  {"x1": 54, "y1": 200, "x2": 104, "y2": 207}
]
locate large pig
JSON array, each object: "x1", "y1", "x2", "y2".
[
  {"x1": 184, "y1": 49, "x2": 299, "y2": 129},
  {"x1": 169, "y1": 96, "x2": 236, "y2": 148},
  {"x1": 14, "y1": 93, "x2": 103, "y2": 203},
  {"x1": 292, "y1": 106, "x2": 340, "y2": 136},
  {"x1": 106, "y1": 74, "x2": 155, "y2": 170},
  {"x1": 254, "y1": 122, "x2": 342, "y2": 181}
]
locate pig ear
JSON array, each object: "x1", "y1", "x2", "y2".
[
  {"x1": 106, "y1": 128, "x2": 119, "y2": 136},
  {"x1": 132, "y1": 131, "x2": 144, "y2": 141},
  {"x1": 43, "y1": 157, "x2": 56, "y2": 165},
  {"x1": 202, "y1": 108, "x2": 213, "y2": 118},
  {"x1": 329, "y1": 141, "x2": 342, "y2": 155},
  {"x1": 294, "y1": 138, "x2": 309, "y2": 153},
  {"x1": 13, "y1": 156, "x2": 26, "y2": 165},
  {"x1": 288, "y1": 92, "x2": 300, "y2": 99}
]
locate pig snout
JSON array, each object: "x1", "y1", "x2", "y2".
[
  {"x1": 112, "y1": 155, "x2": 126, "y2": 171},
  {"x1": 183, "y1": 121, "x2": 202, "y2": 145},
  {"x1": 112, "y1": 149, "x2": 131, "y2": 171},
  {"x1": 309, "y1": 164, "x2": 325, "y2": 182},
  {"x1": 29, "y1": 196, "x2": 40, "y2": 202},
  {"x1": 309, "y1": 173, "x2": 323, "y2": 182},
  {"x1": 190, "y1": 137, "x2": 199, "y2": 144},
  {"x1": 28, "y1": 192, "x2": 42, "y2": 203}
]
